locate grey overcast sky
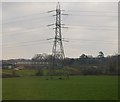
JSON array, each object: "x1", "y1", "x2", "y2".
[{"x1": 2, "y1": 2, "x2": 118, "y2": 59}]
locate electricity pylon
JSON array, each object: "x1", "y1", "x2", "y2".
[
  {"x1": 47, "y1": 2, "x2": 68, "y2": 79},
  {"x1": 52, "y1": 2, "x2": 65, "y2": 67}
]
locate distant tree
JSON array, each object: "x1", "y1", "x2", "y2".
[
  {"x1": 79, "y1": 65, "x2": 103, "y2": 75},
  {"x1": 79, "y1": 54, "x2": 88, "y2": 65},
  {"x1": 32, "y1": 53, "x2": 52, "y2": 61},
  {"x1": 98, "y1": 51, "x2": 104, "y2": 58},
  {"x1": 80, "y1": 54, "x2": 88, "y2": 59}
]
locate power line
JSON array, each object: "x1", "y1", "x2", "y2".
[
  {"x1": 66, "y1": 26, "x2": 117, "y2": 31},
  {"x1": 3, "y1": 11, "x2": 48, "y2": 21},
  {"x1": 3, "y1": 5, "x2": 118, "y2": 53},
  {"x1": 68, "y1": 14, "x2": 117, "y2": 17},
  {"x1": 3, "y1": 37, "x2": 117, "y2": 49},
  {"x1": 3, "y1": 40, "x2": 50, "y2": 48},
  {"x1": 3, "y1": 25, "x2": 48, "y2": 34},
  {"x1": 3, "y1": 23, "x2": 117, "y2": 35},
  {"x1": 65, "y1": 38, "x2": 117, "y2": 45},
  {"x1": 2, "y1": 9, "x2": 117, "y2": 25},
  {"x1": 66, "y1": 10, "x2": 117, "y2": 13},
  {"x1": 2, "y1": 15, "x2": 52, "y2": 25},
  {"x1": 65, "y1": 24, "x2": 117, "y2": 28},
  {"x1": 64, "y1": 42, "x2": 117, "y2": 47},
  {"x1": 3, "y1": 39, "x2": 47, "y2": 45},
  {"x1": 4, "y1": 10, "x2": 117, "y2": 22},
  {"x1": 3, "y1": 39, "x2": 117, "y2": 49}
]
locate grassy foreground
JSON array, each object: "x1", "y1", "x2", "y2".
[{"x1": 2, "y1": 76, "x2": 118, "y2": 100}]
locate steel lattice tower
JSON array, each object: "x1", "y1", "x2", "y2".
[
  {"x1": 50, "y1": 3, "x2": 65, "y2": 79},
  {"x1": 52, "y1": 2, "x2": 65, "y2": 68},
  {"x1": 47, "y1": 2, "x2": 68, "y2": 79}
]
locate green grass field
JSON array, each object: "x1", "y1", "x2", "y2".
[
  {"x1": 2, "y1": 69, "x2": 36, "y2": 76},
  {"x1": 2, "y1": 75, "x2": 118, "y2": 100}
]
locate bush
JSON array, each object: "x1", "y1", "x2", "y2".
[
  {"x1": 35, "y1": 69, "x2": 43, "y2": 76},
  {"x1": 81, "y1": 66, "x2": 102, "y2": 75}
]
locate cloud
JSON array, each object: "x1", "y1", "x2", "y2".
[{"x1": 2, "y1": 2, "x2": 118, "y2": 59}]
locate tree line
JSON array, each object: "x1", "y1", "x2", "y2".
[
  {"x1": 32, "y1": 52, "x2": 119, "y2": 75},
  {"x1": 2, "y1": 52, "x2": 120, "y2": 76}
]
